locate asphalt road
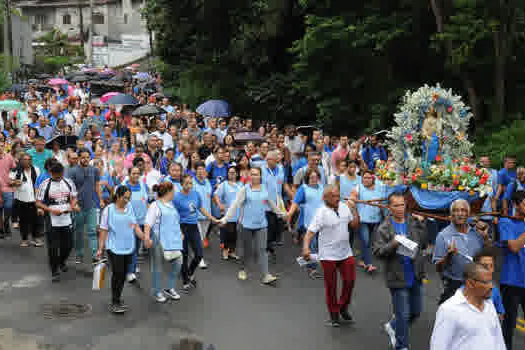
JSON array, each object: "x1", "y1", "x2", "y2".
[{"x1": 0, "y1": 232, "x2": 523, "y2": 350}]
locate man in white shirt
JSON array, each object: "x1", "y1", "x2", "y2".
[
  {"x1": 303, "y1": 184, "x2": 360, "y2": 327},
  {"x1": 152, "y1": 120, "x2": 173, "y2": 150},
  {"x1": 430, "y1": 263, "x2": 506, "y2": 350}
]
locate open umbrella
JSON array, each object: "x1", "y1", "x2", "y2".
[
  {"x1": 131, "y1": 104, "x2": 166, "y2": 117},
  {"x1": 100, "y1": 92, "x2": 121, "y2": 103},
  {"x1": 196, "y1": 100, "x2": 231, "y2": 117},
  {"x1": 48, "y1": 78, "x2": 68, "y2": 86},
  {"x1": 69, "y1": 75, "x2": 90, "y2": 83},
  {"x1": 46, "y1": 135, "x2": 78, "y2": 150},
  {"x1": 106, "y1": 94, "x2": 139, "y2": 105},
  {"x1": 0, "y1": 100, "x2": 22, "y2": 111},
  {"x1": 131, "y1": 63, "x2": 140, "y2": 68},
  {"x1": 36, "y1": 73, "x2": 52, "y2": 80},
  {"x1": 151, "y1": 92, "x2": 165, "y2": 99}
]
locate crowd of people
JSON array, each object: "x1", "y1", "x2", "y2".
[{"x1": 0, "y1": 80, "x2": 524, "y2": 350}]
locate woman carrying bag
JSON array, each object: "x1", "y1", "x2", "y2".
[
  {"x1": 97, "y1": 186, "x2": 151, "y2": 314},
  {"x1": 144, "y1": 182, "x2": 184, "y2": 303}
]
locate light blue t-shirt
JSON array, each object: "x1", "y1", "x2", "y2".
[
  {"x1": 193, "y1": 178, "x2": 212, "y2": 221},
  {"x1": 215, "y1": 181, "x2": 242, "y2": 223},
  {"x1": 103, "y1": 203, "x2": 137, "y2": 255}
]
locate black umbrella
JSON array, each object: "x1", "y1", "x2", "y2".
[
  {"x1": 233, "y1": 132, "x2": 266, "y2": 143},
  {"x1": 36, "y1": 73, "x2": 52, "y2": 79},
  {"x1": 69, "y1": 75, "x2": 91, "y2": 83},
  {"x1": 106, "y1": 94, "x2": 139, "y2": 105},
  {"x1": 131, "y1": 104, "x2": 166, "y2": 117},
  {"x1": 28, "y1": 79, "x2": 38, "y2": 84},
  {"x1": 45, "y1": 135, "x2": 78, "y2": 150}
]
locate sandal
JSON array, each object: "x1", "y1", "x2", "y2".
[{"x1": 366, "y1": 265, "x2": 378, "y2": 274}]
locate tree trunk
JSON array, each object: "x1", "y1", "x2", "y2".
[{"x1": 430, "y1": 0, "x2": 481, "y2": 120}]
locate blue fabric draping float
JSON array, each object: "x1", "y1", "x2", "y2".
[{"x1": 381, "y1": 185, "x2": 480, "y2": 210}]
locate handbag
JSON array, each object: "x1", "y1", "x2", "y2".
[{"x1": 156, "y1": 201, "x2": 182, "y2": 262}]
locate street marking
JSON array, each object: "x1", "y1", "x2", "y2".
[{"x1": 0, "y1": 274, "x2": 46, "y2": 293}]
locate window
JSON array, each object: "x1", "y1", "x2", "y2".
[
  {"x1": 92, "y1": 13, "x2": 104, "y2": 25},
  {"x1": 34, "y1": 15, "x2": 47, "y2": 25},
  {"x1": 63, "y1": 14, "x2": 71, "y2": 25}
]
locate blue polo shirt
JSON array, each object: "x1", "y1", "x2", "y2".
[
  {"x1": 498, "y1": 168, "x2": 517, "y2": 190},
  {"x1": 391, "y1": 218, "x2": 415, "y2": 288},
  {"x1": 432, "y1": 224, "x2": 484, "y2": 281},
  {"x1": 498, "y1": 218, "x2": 525, "y2": 288}
]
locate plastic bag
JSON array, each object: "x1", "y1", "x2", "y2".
[{"x1": 92, "y1": 260, "x2": 107, "y2": 291}]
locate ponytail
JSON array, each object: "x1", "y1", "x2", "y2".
[{"x1": 152, "y1": 182, "x2": 173, "y2": 198}]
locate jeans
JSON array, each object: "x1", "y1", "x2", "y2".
[
  {"x1": 501, "y1": 284, "x2": 525, "y2": 350},
  {"x1": 389, "y1": 282, "x2": 423, "y2": 350},
  {"x1": 181, "y1": 223, "x2": 203, "y2": 284},
  {"x1": 320, "y1": 257, "x2": 356, "y2": 313},
  {"x1": 240, "y1": 227, "x2": 269, "y2": 276},
  {"x1": 107, "y1": 250, "x2": 132, "y2": 304},
  {"x1": 266, "y1": 211, "x2": 282, "y2": 252},
  {"x1": 358, "y1": 223, "x2": 378, "y2": 266},
  {"x1": 45, "y1": 226, "x2": 73, "y2": 275},
  {"x1": 220, "y1": 222, "x2": 237, "y2": 250},
  {"x1": 75, "y1": 208, "x2": 98, "y2": 259},
  {"x1": 1, "y1": 192, "x2": 14, "y2": 215},
  {"x1": 150, "y1": 234, "x2": 182, "y2": 294}
]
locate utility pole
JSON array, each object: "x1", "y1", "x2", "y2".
[
  {"x1": 87, "y1": 0, "x2": 94, "y2": 66},
  {"x1": 3, "y1": 0, "x2": 12, "y2": 74}
]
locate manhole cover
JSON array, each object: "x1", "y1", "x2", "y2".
[{"x1": 41, "y1": 300, "x2": 92, "y2": 319}]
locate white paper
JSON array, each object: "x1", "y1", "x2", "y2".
[
  {"x1": 296, "y1": 254, "x2": 318, "y2": 267},
  {"x1": 395, "y1": 235, "x2": 419, "y2": 259}
]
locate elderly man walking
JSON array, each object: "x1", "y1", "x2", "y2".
[
  {"x1": 432, "y1": 199, "x2": 492, "y2": 304},
  {"x1": 302, "y1": 184, "x2": 360, "y2": 327}
]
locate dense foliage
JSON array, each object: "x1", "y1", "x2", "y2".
[{"x1": 107, "y1": 1, "x2": 525, "y2": 139}]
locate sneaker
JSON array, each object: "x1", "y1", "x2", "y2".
[
  {"x1": 20, "y1": 240, "x2": 29, "y2": 248},
  {"x1": 238, "y1": 270, "x2": 248, "y2": 281},
  {"x1": 108, "y1": 303, "x2": 127, "y2": 314},
  {"x1": 384, "y1": 321, "x2": 396, "y2": 349},
  {"x1": 126, "y1": 273, "x2": 137, "y2": 283},
  {"x1": 59, "y1": 264, "x2": 68, "y2": 273},
  {"x1": 228, "y1": 253, "x2": 239, "y2": 260},
  {"x1": 308, "y1": 269, "x2": 322, "y2": 280},
  {"x1": 180, "y1": 283, "x2": 193, "y2": 293},
  {"x1": 75, "y1": 257, "x2": 83, "y2": 265},
  {"x1": 326, "y1": 313, "x2": 340, "y2": 327},
  {"x1": 34, "y1": 238, "x2": 44, "y2": 247},
  {"x1": 155, "y1": 292, "x2": 167, "y2": 303},
  {"x1": 221, "y1": 251, "x2": 229, "y2": 260},
  {"x1": 164, "y1": 288, "x2": 181, "y2": 300},
  {"x1": 340, "y1": 310, "x2": 355, "y2": 324},
  {"x1": 51, "y1": 272, "x2": 60, "y2": 282},
  {"x1": 12, "y1": 222, "x2": 19, "y2": 229},
  {"x1": 198, "y1": 259, "x2": 208, "y2": 269},
  {"x1": 261, "y1": 273, "x2": 277, "y2": 285}
]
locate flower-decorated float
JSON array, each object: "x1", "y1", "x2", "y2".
[{"x1": 376, "y1": 84, "x2": 492, "y2": 214}]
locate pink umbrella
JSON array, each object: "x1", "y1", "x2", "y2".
[
  {"x1": 131, "y1": 63, "x2": 140, "y2": 68},
  {"x1": 48, "y1": 78, "x2": 68, "y2": 86},
  {"x1": 67, "y1": 85, "x2": 75, "y2": 96},
  {"x1": 100, "y1": 92, "x2": 121, "y2": 103}
]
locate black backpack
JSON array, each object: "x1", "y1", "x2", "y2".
[{"x1": 42, "y1": 178, "x2": 73, "y2": 206}]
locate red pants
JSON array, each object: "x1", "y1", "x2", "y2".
[{"x1": 320, "y1": 256, "x2": 356, "y2": 313}]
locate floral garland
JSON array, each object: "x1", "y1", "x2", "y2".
[{"x1": 387, "y1": 84, "x2": 473, "y2": 175}]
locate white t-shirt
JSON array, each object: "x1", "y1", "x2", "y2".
[
  {"x1": 36, "y1": 178, "x2": 77, "y2": 227},
  {"x1": 307, "y1": 203, "x2": 354, "y2": 261},
  {"x1": 10, "y1": 167, "x2": 41, "y2": 202}
]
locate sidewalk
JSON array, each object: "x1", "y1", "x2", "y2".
[{"x1": 0, "y1": 238, "x2": 193, "y2": 350}]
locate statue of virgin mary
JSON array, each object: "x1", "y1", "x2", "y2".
[{"x1": 421, "y1": 107, "x2": 441, "y2": 165}]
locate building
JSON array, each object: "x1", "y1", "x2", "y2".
[
  {"x1": 3, "y1": 12, "x2": 34, "y2": 66},
  {"x1": 13, "y1": 0, "x2": 150, "y2": 67}
]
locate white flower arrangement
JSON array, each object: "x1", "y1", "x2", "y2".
[{"x1": 387, "y1": 84, "x2": 473, "y2": 178}]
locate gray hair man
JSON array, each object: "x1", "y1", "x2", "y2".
[{"x1": 432, "y1": 199, "x2": 492, "y2": 304}]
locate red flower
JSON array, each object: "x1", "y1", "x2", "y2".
[
  {"x1": 480, "y1": 178, "x2": 487, "y2": 185},
  {"x1": 447, "y1": 106, "x2": 453, "y2": 113},
  {"x1": 482, "y1": 173, "x2": 489, "y2": 180},
  {"x1": 411, "y1": 175, "x2": 417, "y2": 182},
  {"x1": 461, "y1": 165, "x2": 470, "y2": 173},
  {"x1": 435, "y1": 155, "x2": 442, "y2": 162},
  {"x1": 475, "y1": 169, "x2": 482, "y2": 177},
  {"x1": 405, "y1": 133, "x2": 413, "y2": 142},
  {"x1": 453, "y1": 179, "x2": 460, "y2": 186}
]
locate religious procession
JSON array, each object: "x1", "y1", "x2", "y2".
[{"x1": 0, "y1": 70, "x2": 524, "y2": 350}]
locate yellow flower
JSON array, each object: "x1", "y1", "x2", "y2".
[
  {"x1": 458, "y1": 186, "x2": 465, "y2": 191},
  {"x1": 421, "y1": 183, "x2": 428, "y2": 190},
  {"x1": 469, "y1": 190, "x2": 475, "y2": 196},
  {"x1": 452, "y1": 174, "x2": 457, "y2": 179}
]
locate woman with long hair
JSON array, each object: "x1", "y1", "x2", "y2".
[
  {"x1": 193, "y1": 162, "x2": 213, "y2": 267},
  {"x1": 186, "y1": 152, "x2": 201, "y2": 178},
  {"x1": 236, "y1": 153, "x2": 251, "y2": 184},
  {"x1": 214, "y1": 166, "x2": 242, "y2": 260},
  {"x1": 97, "y1": 186, "x2": 150, "y2": 313},
  {"x1": 220, "y1": 167, "x2": 284, "y2": 285},
  {"x1": 173, "y1": 175, "x2": 218, "y2": 292},
  {"x1": 144, "y1": 182, "x2": 184, "y2": 303}
]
